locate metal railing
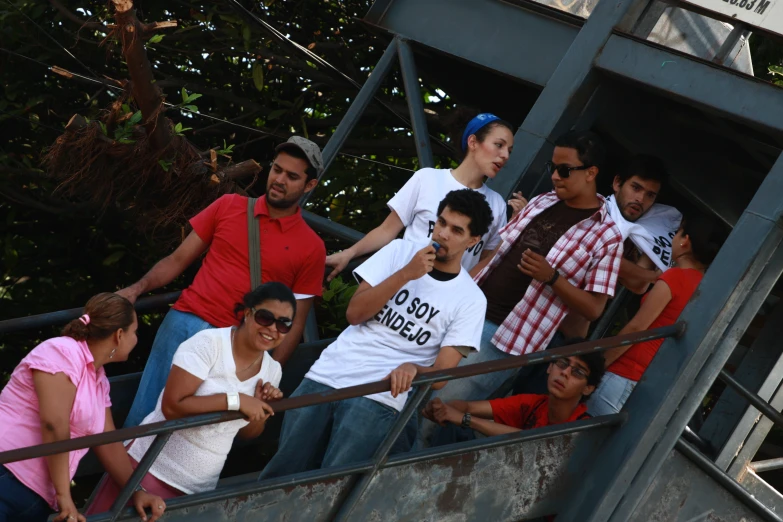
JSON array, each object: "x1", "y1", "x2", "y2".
[{"x1": 0, "y1": 324, "x2": 683, "y2": 521}]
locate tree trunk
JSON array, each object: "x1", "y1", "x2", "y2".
[{"x1": 112, "y1": 0, "x2": 171, "y2": 151}]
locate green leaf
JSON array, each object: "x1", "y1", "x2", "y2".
[
  {"x1": 242, "y1": 25, "x2": 251, "y2": 51},
  {"x1": 148, "y1": 34, "x2": 164, "y2": 44},
  {"x1": 102, "y1": 251, "x2": 125, "y2": 266},
  {"x1": 128, "y1": 111, "x2": 142, "y2": 125},
  {"x1": 267, "y1": 109, "x2": 287, "y2": 120},
  {"x1": 252, "y1": 62, "x2": 264, "y2": 91},
  {"x1": 182, "y1": 105, "x2": 198, "y2": 112},
  {"x1": 121, "y1": 103, "x2": 131, "y2": 113},
  {"x1": 181, "y1": 87, "x2": 188, "y2": 104},
  {"x1": 322, "y1": 289, "x2": 335, "y2": 301},
  {"x1": 158, "y1": 159, "x2": 171, "y2": 172},
  {"x1": 98, "y1": 122, "x2": 108, "y2": 135},
  {"x1": 184, "y1": 93, "x2": 203, "y2": 103}
]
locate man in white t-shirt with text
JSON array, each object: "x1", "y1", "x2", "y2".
[{"x1": 260, "y1": 189, "x2": 492, "y2": 477}]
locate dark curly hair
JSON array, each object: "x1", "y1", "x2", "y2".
[
  {"x1": 617, "y1": 154, "x2": 668, "y2": 186},
  {"x1": 437, "y1": 188, "x2": 493, "y2": 238},
  {"x1": 680, "y1": 214, "x2": 726, "y2": 266},
  {"x1": 555, "y1": 337, "x2": 606, "y2": 401},
  {"x1": 62, "y1": 293, "x2": 135, "y2": 341},
  {"x1": 554, "y1": 130, "x2": 607, "y2": 173},
  {"x1": 234, "y1": 282, "x2": 297, "y2": 324}
]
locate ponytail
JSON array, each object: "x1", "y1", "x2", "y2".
[{"x1": 62, "y1": 293, "x2": 135, "y2": 341}]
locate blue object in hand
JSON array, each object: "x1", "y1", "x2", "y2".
[{"x1": 432, "y1": 242, "x2": 441, "y2": 251}]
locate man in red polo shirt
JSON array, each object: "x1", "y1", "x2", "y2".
[{"x1": 119, "y1": 136, "x2": 326, "y2": 427}]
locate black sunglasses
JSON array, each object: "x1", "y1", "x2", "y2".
[
  {"x1": 553, "y1": 358, "x2": 589, "y2": 380},
  {"x1": 544, "y1": 161, "x2": 593, "y2": 179},
  {"x1": 251, "y1": 307, "x2": 293, "y2": 334}
]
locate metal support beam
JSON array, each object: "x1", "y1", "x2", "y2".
[
  {"x1": 332, "y1": 384, "x2": 432, "y2": 521},
  {"x1": 396, "y1": 38, "x2": 434, "y2": 168},
  {"x1": 108, "y1": 433, "x2": 172, "y2": 521},
  {"x1": 713, "y1": 23, "x2": 751, "y2": 65},
  {"x1": 561, "y1": 152, "x2": 783, "y2": 522},
  {"x1": 675, "y1": 438, "x2": 783, "y2": 522},
  {"x1": 302, "y1": 38, "x2": 399, "y2": 202},
  {"x1": 595, "y1": 34, "x2": 783, "y2": 134},
  {"x1": 486, "y1": 0, "x2": 646, "y2": 200},
  {"x1": 703, "y1": 304, "x2": 783, "y2": 469},
  {"x1": 364, "y1": 0, "x2": 580, "y2": 89}
]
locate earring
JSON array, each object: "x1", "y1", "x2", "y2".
[
  {"x1": 109, "y1": 348, "x2": 116, "y2": 359},
  {"x1": 680, "y1": 243, "x2": 684, "y2": 247}
]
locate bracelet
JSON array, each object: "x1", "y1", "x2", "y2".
[
  {"x1": 546, "y1": 270, "x2": 560, "y2": 286},
  {"x1": 461, "y1": 412, "x2": 472, "y2": 429},
  {"x1": 226, "y1": 392, "x2": 240, "y2": 411},
  {"x1": 134, "y1": 484, "x2": 147, "y2": 494}
]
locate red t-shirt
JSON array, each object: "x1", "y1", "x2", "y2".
[
  {"x1": 173, "y1": 194, "x2": 326, "y2": 327},
  {"x1": 489, "y1": 394, "x2": 589, "y2": 430},
  {"x1": 609, "y1": 267, "x2": 703, "y2": 381}
]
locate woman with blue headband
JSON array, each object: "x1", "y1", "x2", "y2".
[{"x1": 326, "y1": 113, "x2": 516, "y2": 280}]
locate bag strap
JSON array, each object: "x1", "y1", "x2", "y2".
[{"x1": 247, "y1": 197, "x2": 262, "y2": 290}]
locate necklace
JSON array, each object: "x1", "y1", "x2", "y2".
[{"x1": 231, "y1": 327, "x2": 263, "y2": 373}]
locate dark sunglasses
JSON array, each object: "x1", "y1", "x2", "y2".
[
  {"x1": 251, "y1": 307, "x2": 293, "y2": 334},
  {"x1": 553, "y1": 358, "x2": 589, "y2": 380},
  {"x1": 544, "y1": 161, "x2": 593, "y2": 179}
]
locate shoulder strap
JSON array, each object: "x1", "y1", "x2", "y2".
[{"x1": 247, "y1": 197, "x2": 262, "y2": 290}]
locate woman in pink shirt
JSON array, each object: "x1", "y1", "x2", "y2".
[{"x1": 0, "y1": 293, "x2": 165, "y2": 522}]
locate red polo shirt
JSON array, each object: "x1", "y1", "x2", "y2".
[
  {"x1": 489, "y1": 394, "x2": 589, "y2": 430},
  {"x1": 173, "y1": 194, "x2": 326, "y2": 327}
]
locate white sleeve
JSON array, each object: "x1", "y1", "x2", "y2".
[
  {"x1": 485, "y1": 197, "x2": 508, "y2": 252},
  {"x1": 441, "y1": 292, "x2": 487, "y2": 352},
  {"x1": 353, "y1": 241, "x2": 405, "y2": 287},
  {"x1": 387, "y1": 170, "x2": 424, "y2": 227},
  {"x1": 171, "y1": 331, "x2": 219, "y2": 381}
]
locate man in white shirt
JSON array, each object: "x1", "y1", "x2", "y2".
[{"x1": 260, "y1": 189, "x2": 492, "y2": 478}]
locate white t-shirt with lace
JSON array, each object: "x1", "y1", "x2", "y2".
[
  {"x1": 128, "y1": 327, "x2": 282, "y2": 494},
  {"x1": 387, "y1": 168, "x2": 508, "y2": 270}
]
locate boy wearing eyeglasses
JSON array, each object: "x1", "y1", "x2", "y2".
[{"x1": 422, "y1": 350, "x2": 605, "y2": 441}]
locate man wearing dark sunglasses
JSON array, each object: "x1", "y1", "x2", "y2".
[
  {"x1": 260, "y1": 189, "x2": 493, "y2": 479},
  {"x1": 424, "y1": 131, "x2": 622, "y2": 415},
  {"x1": 118, "y1": 136, "x2": 327, "y2": 428},
  {"x1": 422, "y1": 348, "x2": 605, "y2": 442}
]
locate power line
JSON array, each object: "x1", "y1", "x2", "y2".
[{"x1": 0, "y1": 48, "x2": 415, "y2": 172}]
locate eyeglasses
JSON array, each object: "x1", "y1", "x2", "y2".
[
  {"x1": 553, "y1": 358, "x2": 589, "y2": 380},
  {"x1": 544, "y1": 161, "x2": 593, "y2": 179},
  {"x1": 251, "y1": 307, "x2": 293, "y2": 334}
]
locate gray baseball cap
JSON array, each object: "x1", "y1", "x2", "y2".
[{"x1": 274, "y1": 136, "x2": 324, "y2": 177}]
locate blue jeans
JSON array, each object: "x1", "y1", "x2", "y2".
[
  {"x1": 0, "y1": 466, "x2": 52, "y2": 522},
  {"x1": 259, "y1": 379, "x2": 412, "y2": 479},
  {"x1": 124, "y1": 309, "x2": 214, "y2": 427},
  {"x1": 587, "y1": 371, "x2": 637, "y2": 416}
]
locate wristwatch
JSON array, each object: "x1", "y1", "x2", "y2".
[
  {"x1": 461, "y1": 412, "x2": 472, "y2": 429},
  {"x1": 546, "y1": 270, "x2": 560, "y2": 286}
]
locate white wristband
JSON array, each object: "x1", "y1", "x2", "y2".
[{"x1": 226, "y1": 392, "x2": 240, "y2": 411}]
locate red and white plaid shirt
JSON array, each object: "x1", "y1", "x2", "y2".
[{"x1": 475, "y1": 191, "x2": 623, "y2": 356}]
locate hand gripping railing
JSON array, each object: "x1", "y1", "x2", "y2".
[{"x1": 0, "y1": 323, "x2": 684, "y2": 521}]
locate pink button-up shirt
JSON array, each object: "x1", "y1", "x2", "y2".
[{"x1": 0, "y1": 337, "x2": 111, "y2": 510}]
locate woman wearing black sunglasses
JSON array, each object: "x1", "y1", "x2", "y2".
[{"x1": 86, "y1": 283, "x2": 296, "y2": 513}]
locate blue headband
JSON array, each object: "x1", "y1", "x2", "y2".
[{"x1": 461, "y1": 113, "x2": 501, "y2": 152}]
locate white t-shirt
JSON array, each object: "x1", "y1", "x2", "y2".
[
  {"x1": 387, "y1": 168, "x2": 507, "y2": 271},
  {"x1": 306, "y1": 240, "x2": 487, "y2": 411},
  {"x1": 128, "y1": 328, "x2": 282, "y2": 494}
]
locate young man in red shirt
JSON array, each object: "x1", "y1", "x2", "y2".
[
  {"x1": 119, "y1": 136, "x2": 327, "y2": 427},
  {"x1": 422, "y1": 348, "x2": 605, "y2": 442}
]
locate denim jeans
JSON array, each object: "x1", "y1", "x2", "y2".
[
  {"x1": 124, "y1": 309, "x2": 215, "y2": 427},
  {"x1": 587, "y1": 371, "x2": 637, "y2": 416},
  {"x1": 259, "y1": 379, "x2": 412, "y2": 479},
  {"x1": 0, "y1": 466, "x2": 52, "y2": 522}
]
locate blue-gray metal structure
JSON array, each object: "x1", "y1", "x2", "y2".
[{"x1": 4, "y1": 0, "x2": 783, "y2": 519}]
